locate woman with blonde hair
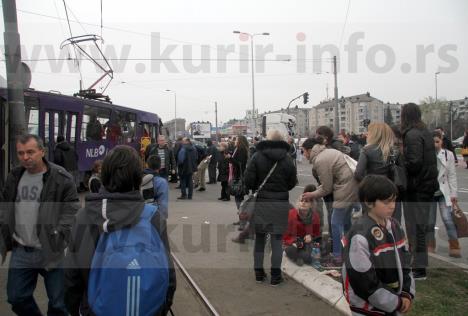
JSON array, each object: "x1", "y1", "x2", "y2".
[
  {"x1": 354, "y1": 122, "x2": 405, "y2": 221},
  {"x1": 355, "y1": 123, "x2": 400, "y2": 181}
]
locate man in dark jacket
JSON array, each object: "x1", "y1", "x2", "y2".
[
  {"x1": 144, "y1": 135, "x2": 176, "y2": 180},
  {"x1": 177, "y1": 138, "x2": 198, "y2": 199},
  {"x1": 1, "y1": 134, "x2": 80, "y2": 315},
  {"x1": 54, "y1": 135, "x2": 79, "y2": 188},
  {"x1": 401, "y1": 103, "x2": 439, "y2": 280},
  {"x1": 64, "y1": 145, "x2": 176, "y2": 316},
  {"x1": 244, "y1": 131, "x2": 297, "y2": 285},
  {"x1": 206, "y1": 140, "x2": 218, "y2": 184}
]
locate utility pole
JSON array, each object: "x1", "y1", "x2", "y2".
[
  {"x1": 333, "y1": 56, "x2": 340, "y2": 134},
  {"x1": 215, "y1": 101, "x2": 219, "y2": 142},
  {"x1": 3, "y1": 0, "x2": 26, "y2": 169}
]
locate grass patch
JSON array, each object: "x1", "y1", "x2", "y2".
[{"x1": 408, "y1": 258, "x2": 468, "y2": 316}]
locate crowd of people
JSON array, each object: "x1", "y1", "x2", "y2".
[{"x1": 0, "y1": 101, "x2": 466, "y2": 316}]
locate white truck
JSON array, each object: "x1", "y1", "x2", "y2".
[{"x1": 261, "y1": 113, "x2": 296, "y2": 140}]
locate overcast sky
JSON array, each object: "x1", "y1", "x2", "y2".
[{"x1": 1, "y1": 0, "x2": 467, "y2": 125}]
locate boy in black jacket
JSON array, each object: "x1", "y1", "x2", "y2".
[
  {"x1": 64, "y1": 145, "x2": 176, "y2": 316},
  {"x1": 342, "y1": 175, "x2": 415, "y2": 316}
]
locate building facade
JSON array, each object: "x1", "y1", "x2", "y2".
[{"x1": 309, "y1": 93, "x2": 387, "y2": 135}]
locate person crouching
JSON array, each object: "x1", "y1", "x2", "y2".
[{"x1": 283, "y1": 199, "x2": 320, "y2": 266}]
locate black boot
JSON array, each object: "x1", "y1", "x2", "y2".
[
  {"x1": 255, "y1": 269, "x2": 267, "y2": 283},
  {"x1": 270, "y1": 268, "x2": 284, "y2": 286}
]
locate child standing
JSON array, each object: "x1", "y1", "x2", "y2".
[
  {"x1": 88, "y1": 160, "x2": 103, "y2": 193},
  {"x1": 342, "y1": 175, "x2": 414, "y2": 315},
  {"x1": 142, "y1": 155, "x2": 169, "y2": 219}
]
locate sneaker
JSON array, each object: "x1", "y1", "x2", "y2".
[
  {"x1": 270, "y1": 276, "x2": 284, "y2": 286},
  {"x1": 177, "y1": 196, "x2": 187, "y2": 200},
  {"x1": 197, "y1": 188, "x2": 206, "y2": 192},
  {"x1": 413, "y1": 268, "x2": 427, "y2": 281}
]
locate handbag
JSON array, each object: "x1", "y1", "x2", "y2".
[
  {"x1": 238, "y1": 162, "x2": 278, "y2": 221},
  {"x1": 387, "y1": 150, "x2": 407, "y2": 192},
  {"x1": 452, "y1": 202, "x2": 468, "y2": 238},
  {"x1": 461, "y1": 147, "x2": 468, "y2": 156},
  {"x1": 229, "y1": 149, "x2": 245, "y2": 196}
]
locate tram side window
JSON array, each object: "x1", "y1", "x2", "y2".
[
  {"x1": 44, "y1": 112, "x2": 50, "y2": 143},
  {"x1": 70, "y1": 114, "x2": 77, "y2": 143},
  {"x1": 25, "y1": 104, "x2": 39, "y2": 135},
  {"x1": 120, "y1": 112, "x2": 136, "y2": 143},
  {"x1": 81, "y1": 105, "x2": 109, "y2": 141},
  {"x1": 53, "y1": 113, "x2": 60, "y2": 142}
]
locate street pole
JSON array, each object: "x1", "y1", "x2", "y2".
[
  {"x1": 2, "y1": 0, "x2": 26, "y2": 168},
  {"x1": 450, "y1": 101, "x2": 453, "y2": 140},
  {"x1": 174, "y1": 92, "x2": 177, "y2": 139},
  {"x1": 250, "y1": 35, "x2": 256, "y2": 135},
  {"x1": 215, "y1": 101, "x2": 219, "y2": 142},
  {"x1": 435, "y1": 72, "x2": 439, "y2": 103},
  {"x1": 333, "y1": 56, "x2": 340, "y2": 134},
  {"x1": 233, "y1": 31, "x2": 269, "y2": 136}
]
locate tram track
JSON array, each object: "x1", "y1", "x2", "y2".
[{"x1": 171, "y1": 253, "x2": 220, "y2": 316}]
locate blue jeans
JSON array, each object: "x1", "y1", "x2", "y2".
[
  {"x1": 428, "y1": 195, "x2": 458, "y2": 242},
  {"x1": 331, "y1": 207, "x2": 352, "y2": 258},
  {"x1": 180, "y1": 174, "x2": 193, "y2": 198},
  {"x1": 7, "y1": 246, "x2": 67, "y2": 316}
]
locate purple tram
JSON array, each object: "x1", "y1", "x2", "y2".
[{"x1": 0, "y1": 88, "x2": 162, "y2": 183}]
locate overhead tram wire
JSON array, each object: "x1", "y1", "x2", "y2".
[
  {"x1": 7, "y1": 6, "x2": 333, "y2": 71},
  {"x1": 52, "y1": 0, "x2": 72, "y2": 59},
  {"x1": 61, "y1": 0, "x2": 83, "y2": 84},
  {"x1": 338, "y1": 0, "x2": 351, "y2": 52}
]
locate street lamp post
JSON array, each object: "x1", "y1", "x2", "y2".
[
  {"x1": 166, "y1": 89, "x2": 177, "y2": 139},
  {"x1": 233, "y1": 30, "x2": 269, "y2": 136},
  {"x1": 435, "y1": 71, "x2": 440, "y2": 102}
]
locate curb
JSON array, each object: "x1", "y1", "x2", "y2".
[
  {"x1": 428, "y1": 253, "x2": 468, "y2": 272},
  {"x1": 282, "y1": 254, "x2": 351, "y2": 316}
]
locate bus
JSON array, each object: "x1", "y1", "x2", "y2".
[{"x1": 0, "y1": 88, "x2": 162, "y2": 183}]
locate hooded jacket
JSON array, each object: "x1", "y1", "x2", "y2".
[
  {"x1": 310, "y1": 144, "x2": 358, "y2": 208},
  {"x1": 53, "y1": 141, "x2": 79, "y2": 172},
  {"x1": 1, "y1": 160, "x2": 80, "y2": 268},
  {"x1": 244, "y1": 140, "x2": 297, "y2": 234},
  {"x1": 64, "y1": 190, "x2": 176, "y2": 316}
]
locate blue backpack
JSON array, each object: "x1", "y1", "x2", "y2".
[{"x1": 88, "y1": 204, "x2": 169, "y2": 316}]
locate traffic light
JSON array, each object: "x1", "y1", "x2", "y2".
[{"x1": 303, "y1": 92, "x2": 309, "y2": 104}]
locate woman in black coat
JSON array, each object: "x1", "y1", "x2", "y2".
[
  {"x1": 244, "y1": 130, "x2": 297, "y2": 286},
  {"x1": 228, "y1": 135, "x2": 249, "y2": 210},
  {"x1": 400, "y1": 103, "x2": 438, "y2": 281}
]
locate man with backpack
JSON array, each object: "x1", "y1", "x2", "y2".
[
  {"x1": 64, "y1": 145, "x2": 176, "y2": 316},
  {"x1": 142, "y1": 155, "x2": 169, "y2": 219}
]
